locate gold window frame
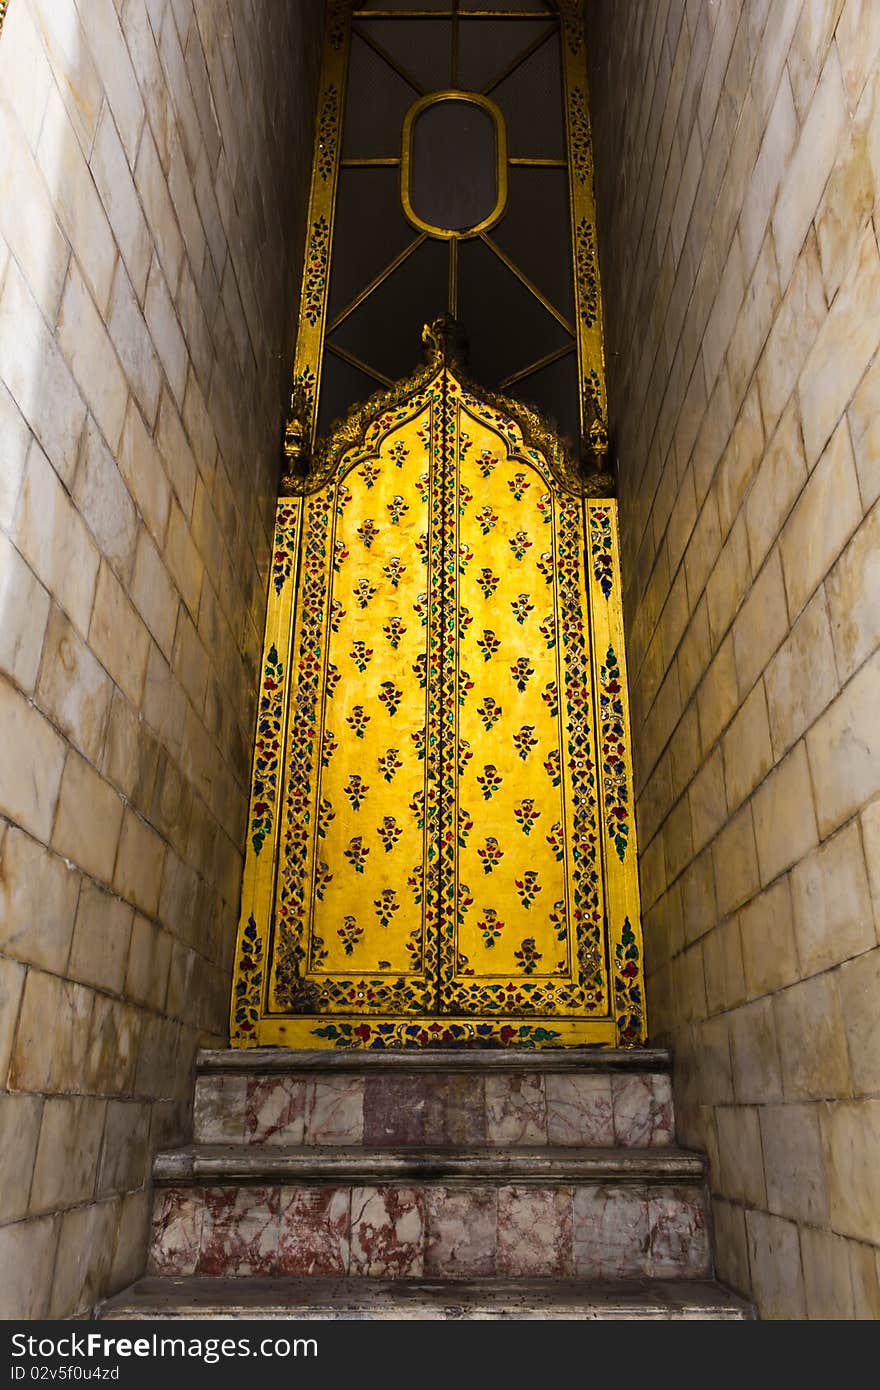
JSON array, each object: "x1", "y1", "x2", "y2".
[{"x1": 400, "y1": 90, "x2": 509, "y2": 240}]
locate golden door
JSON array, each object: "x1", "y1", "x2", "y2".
[{"x1": 231, "y1": 350, "x2": 646, "y2": 1049}]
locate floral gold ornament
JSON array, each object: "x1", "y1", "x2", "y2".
[
  {"x1": 514, "y1": 937, "x2": 543, "y2": 975},
  {"x1": 508, "y1": 529, "x2": 533, "y2": 561},
  {"x1": 356, "y1": 518, "x2": 379, "y2": 549},
  {"x1": 475, "y1": 505, "x2": 498, "y2": 534},
  {"x1": 510, "y1": 657, "x2": 535, "y2": 692},
  {"x1": 343, "y1": 836, "x2": 369, "y2": 874},
  {"x1": 384, "y1": 616, "x2": 407, "y2": 649},
  {"x1": 382, "y1": 555, "x2": 406, "y2": 588},
  {"x1": 477, "y1": 567, "x2": 499, "y2": 598},
  {"x1": 477, "y1": 629, "x2": 501, "y2": 662},
  {"x1": 353, "y1": 577, "x2": 376, "y2": 609},
  {"x1": 512, "y1": 724, "x2": 538, "y2": 760},
  {"x1": 343, "y1": 774, "x2": 369, "y2": 811},
  {"x1": 515, "y1": 871, "x2": 542, "y2": 909},
  {"x1": 458, "y1": 671, "x2": 475, "y2": 705},
  {"x1": 378, "y1": 748, "x2": 402, "y2": 782},
  {"x1": 374, "y1": 888, "x2": 400, "y2": 928},
  {"x1": 349, "y1": 640, "x2": 373, "y2": 672},
  {"x1": 507, "y1": 472, "x2": 530, "y2": 501},
  {"x1": 346, "y1": 704, "x2": 370, "y2": 738},
  {"x1": 477, "y1": 764, "x2": 503, "y2": 800},
  {"x1": 479, "y1": 907, "x2": 504, "y2": 948},
  {"x1": 377, "y1": 816, "x2": 403, "y2": 852},
  {"x1": 478, "y1": 837, "x2": 504, "y2": 874},
  {"x1": 477, "y1": 696, "x2": 502, "y2": 730},
  {"x1": 377, "y1": 680, "x2": 403, "y2": 716},
  {"x1": 537, "y1": 551, "x2": 554, "y2": 584},
  {"x1": 332, "y1": 540, "x2": 348, "y2": 572},
  {"x1": 387, "y1": 494, "x2": 409, "y2": 524},
  {"x1": 338, "y1": 915, "x2": 363, "y2": 954},
  {"x1": 510, "y1": 593, "x2": 535, "y2": 625}
]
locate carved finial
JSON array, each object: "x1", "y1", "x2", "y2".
[
  {"x1": 280, "y1": 381, "x2": 313, "y2": 495},
  {"x1": 422, "y1": 314, "x2": 469, "y2": 369}
]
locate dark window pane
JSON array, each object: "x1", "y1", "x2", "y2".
[
  {"x1": 357, "y1": 19, "x2": 453, "y2": 91},
  {"x1": 328, "y1": 168, "x2": 415, "y2": 324},
  {"x1": 409, "y1": 100, "x2": 498, "y2": 233},
  {"x1": 492, "y1": 28, "x2": 564, "y2": 158},
  {"x1": 457, "y1": 18, "x2": 552, "y2": 93},
  {"x1": 330, "y1": 238, "x2": 449, "y2": 384},
  {"x1": 457, "y1": 235, "x2": 571, "y2": 388},
  {"x1": 509, "y1": 351, "x2": 579, "y2": 452},
  {"x1": 492, "y1": 167, "x2": 573, "y2": 322},
  {"x1": 343, "y1": 32, "x2": 418, "y2": 158}
]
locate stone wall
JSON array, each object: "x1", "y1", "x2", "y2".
[
  {"x1": 0, "y1": 0, "x2": 322, "y2": 1316},
  {"x1": 588, "y1": 0, "x2": 880, "y2": 1318}
]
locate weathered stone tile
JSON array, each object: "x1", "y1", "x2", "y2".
[
  {"x1": 350, "y1": 1186, "x2": 424, "y2": 1277},
  {"x1": 0, "y1": 823, "x2": 79, "y2": 973},
  {"x1": 245, "y1": 1077, "x2": 307, "y2": 1146},
  {"x1": 199, "y1": 1186, "x2": 280, "y2": 1277},
  {"x1": 0, "y1": 1215, "x2": 58, "y2": 1319},
  {"x1": 715, "y1": 1104, "x2": 766, "y2": 1207},
  {"x1": 10, "y1": 969, "x2": 93, "y2": 1094},
  {"x1": 30, "y1": 1095, "x2": 106, "y2": 1213},
  {"x1": 821, "y1": 1100, "x2": 880, "y2": 1244},
  {"x1": 649, "y1": 1186, "x2": 710, "y2": 1277},
  {"x1": 765, "y1": 588, "x2": 840, "y2": 758},
  {"x1": 806, "y1": 650, "x2": 880, "y2": 836},
  {"x1": 729, "y1": 996, "x2": 783, "y2": 1103},
  {"x1": 751, "y1": 740, "x2": 818, "y2": 886},
  {"x1": 49, "y1": 1197, "x2": 118, "y2": 1318},
  {"x1": 0, "y1": 1094, "x2": 43, "y2": 1223},
  {"x1": 306, "y1": 1077, "x2": 364, "y2": 1146},
  {"x1": 746, "y1": 1209, "x2": 806, "y2": 1318},
  {"x1": 739, "y1": 877, "x2": 801, "y2": 999},
  {"x1": 572, "y1": 1184, "x2": 649, "y2": 1278},
  {"x1": 148, "y1": 1187, "x2": 205, "y2": 1276},
  {"x1": 424, "y1": 1187, "x2": 497, "y2": 1278},
  {"x1": 37, "y1": 602, "x2": 114, "y2": 764},
  {"x1": 711, "y1": 1196, "x2": 750, "y2": 1296},
  {"x1": 497, "y1": 1186, "x2": 573, "y2": 1277},
  {"x1": 826, "y1": 501, "x2": 880, "y2": 684},
  {"x1": 0, "y1": 531, "x2": 50, "y2": 694},
  {"x1": 775, "y1": 972, "x2": 851, "y2": 1100},
  {"x1": 612, "y1": 1072, "x2": 674, "y2": 1146},
  {"x1": 801, "y1": 1226, "x2": 857, "y2": 1319},
  {"x1": 546, "y1": 1074, "x2": 613, "y2": 1146},
  {"x1": 790, "y1": 821, "x2": 874, "y2": 977},
  {"x1": 838, "y1": 947, "x2": 880, "y2": 1097},
  {"x1": 486, "y1": 1073, "x2": 547, "y2": 1145},
  {"x1": 277, "y1": 1188, "x2": 350, "y2": 1276},
  {"x1": 760, "y1": 1102, "x2": 829, "y2": 1224}
]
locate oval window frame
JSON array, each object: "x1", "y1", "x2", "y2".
[{"x1": 400, "y1": 90, "x2": 508, "y2": 240}]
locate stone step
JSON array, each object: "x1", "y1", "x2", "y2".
[
  {"x1": 154, "y1": 1143, "x2": 704, "y2": 1185},
  {"x1": 100, "y1": 1276, "x2": 753, "y2": 1320},
  {"x1": 148, "y1": 1162, "x2": 710, "y2": 1281},
  {"x1": 194, "y1": 1049, "x2": 674, "y2": 1149}
]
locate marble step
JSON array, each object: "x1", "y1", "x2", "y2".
[
  {"x1": 148, "y1": 1162, "x2": 711, "y2": 1281},
  {"x1": 194, "y1": 1049, "x2": 674, "y2": 1149},
  {"x1": 100, "y1": 1276, "x2": 754, "y2": 1320},
  {"x1": 154, "y1": 1143, "x2": 705, "y2": 1185}
]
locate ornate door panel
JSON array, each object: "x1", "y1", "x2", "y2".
[{"x1": 232, "y1": 357, "x2": 645, "y2": 1049}]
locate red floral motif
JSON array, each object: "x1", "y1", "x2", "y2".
[
  {"x1": 537, "y1": 551, "x2": 554, "y2": 584},
  {"x1": 590, "y1": 506, "x2": 614, "y2": 599},
  {"x1": 374, "y1": 888, "x2": 399, "y2": 928},
  {"x1": 346, "y1": 705, "x2": 370, "y2": 739},
  {"x1": 542, "y1": 680, "x2": 559, "y2": 718},
  {"x1": 388, "y1": 441, "x2": 409, "y2": 468},
  {"x1": 350, "y1": 640, "x2": 373, "y2": 672},
  {"x1": 457, "y1": 808, "x2": 474, "y2": 847},
  {"x1": 515, "y1": 870, "x2": 541, "y2": 909},
  {"x1": 353, "y1": 577, "x2": 376, "y2": 609},
  {"x1": 413, "y1": 591, "x2": 429, "y2": 626},
  {"x1": 477, "y1": 448, "x2": 498, "y2": 477},
  {"x1": 477, "y1": 836, "x2": 504, "y2": 874},
  {"x1": 549, "y1": 899, "x2": 566, "y2": 942},
  {"x1": 475, "y1": 505, "x2": 498, "y2": 534},
  {"x1": 249, "y1": 643, "x2": 283, "y2": 855},
  {"x1": 410, "y1": 726, "x2": 426, "y2": 760},
  {"x1": 537, "y1": 493, "x2": 553, "y2": 524},
  {"x1": 416, "y1": 533, "x2": 429, "y2": 566},
  {"x1": 477, "y1": 696, "x2": 502, "y2": 730},
  {"x1": 335, "y1": 483, "x2": 352, "y2": 516},
  {"x1": 387, "y1": 494, "x2": 409, "y2": 524},
  {"x1": 321, "y1": 730, "x2": 338, "y2": 768},
  {"x1": 378, "y1": 680, "x2": 403, "y2": 716},
  {"x1": 338, "y1": 915, "x2": 363, "y2": 954},
  {"x1": 477, "y1": 566, "x2": 499, "y2": 598},
  {"x1": 507, "y1": 472, "x2": 530, "y2": 501},
  {"x1": 544, "y1": 749, "x2": 561, "y2": 787},
  {"x1": 514, "y1": 937, "x2": 542, "y2": 975},
  {"x1": 325, "y1": 663, "x2": 341, "y2": 697},
  {"x1": 416, "y1": 470, "x2": 430, "y2": 503},
  {"x1": 514, "y1": 798, "x2": 540, "y2": 835},
  {"x1": 317, "y1": 798, "x2": 335, "y2": 838},
  {"x1": 408, "y1": 791, "x2": 424, "y2": 829},
  {"x1": 377, "y1": 815, "x2": 402, "y2": 852},
  {"x1": 510, "y1": 593, "x2": 535, "y2": 625},
  {"x1": 457, "y1": 739, "x2": 473, "y2": 776},
  {"x1": 458, "y1": 482, "x2": 473, "y2": 516},
  {"x1": 332, "y1": 540, "x2": 349, "y2": 572},
  {"x1": 384, "y1": 616, "x2": 407, "y2": 649},
  {"x1": 510, "y1": 657, "x2": 535, "y2": 692},
  {"x1": 458, "y1": 605, "x2": 473, "y2": 638},
  {"x1": 315, "y1": 861, "x2": 333, "y2": 902},
  {"x1": 477, "y1": 764, "x2": 502, "y2": 800},
  {"x1": 512, "y1": 724, "x2": 538, "y2": 760},
  {"x1": 407, "y1": 867, "x2": 423, "y2": 905},
  {"x1": 458, "y1": 541, "x2": 474, "y2": 573},
  {"x1": 330, "y1": 599, "x2": 345, "y2": 632},
  {"x1": 343, "y1": 774, "x2": 369, "y2": 811},
  {"x1": 378, "y1": 747, "x2": 402, "y2": 782},
  {"x1": 356, "y1": 518, "x2": 379, "y2": 549},
  {"x1": 343, "y1": 836, "x2": 369, "y2": 874},
  {"x1": 412, "y1": 652, "x2": 427, "y2": 688},
  {"x1": 358, "y1": 461, "x2": 380, "y2": 489},
  {"x1": 508, "y1": 529, "x2": 533, "y2": 561},
  {"x1": 539, "y1": 614, "x2": 556, "y2": 649},
  {"x1": 458, "y1": 670, "x2": 475, "y2": 705},
  {"x1": 383, "y1": 556, "x2": 406, "y2": 589},
  {"x1": 479, "y1": 907, "x2": 504, "y2": 947},
  {"x1": 477, "y1": 629, "x2": 500, "y2": 661}
]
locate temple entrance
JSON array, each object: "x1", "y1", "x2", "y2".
[{"x1": 229, "y1": 1, "x2": 645, "y2": 1048}]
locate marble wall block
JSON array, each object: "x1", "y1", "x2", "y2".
[
  {"x1": 612, "y1": 1073, "x2": 675, "y2": 1146},
  {"x1": 496, "y1": 1186, "x2": 574, "y2": 1277},
  {"x1": 277, "y1": 1188, "x2": 350, "y2": 1275},
  {"x1": 198, "y1": 1186, "x2": 280, "y2": 1277},
  {"x1": 246, "y1": 1077, "x2": 308, "y2": 1145},
  {"x1": 486, "y1": 1073, "x2": 547, "y2": 1145},
  {"x1": 546, "y1": 1074, "x2": 614, "y2": 1145},
  {"x1": 147, "y1": 1187, "x2": 204, "y2": 1276},
  {"x1": 424, "y1": 1187, "x2": 497, "y2": 1278},
  {"x1": 572, "y1": 1184, "x2": 650, "y2": 1279},
  {"x1": 306, "y1": 1076, "x2": 365, "y2": 1146},
  {"x1": 350, "y1": 1187, "x2": 425, "y2": 1277},
  {"x1": 192, "y1": 1074, "x2": 246, "y2": 1143}
]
